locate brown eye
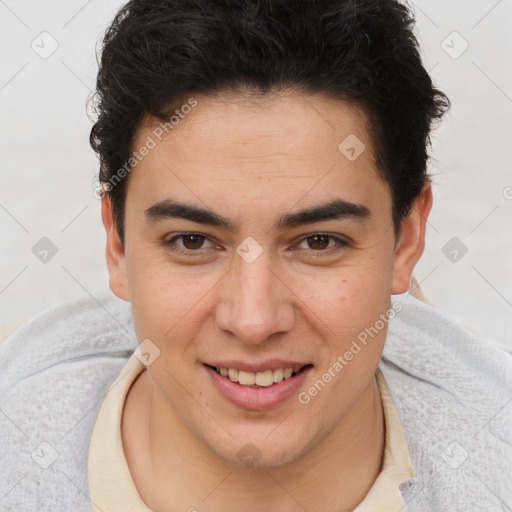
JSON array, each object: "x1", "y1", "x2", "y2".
[
  {"x1": 306, "y1": 235, "x2": 330, "y2": 250},
  {"x1": 165, "y1": 233, "x2": 218, "y2": 256},
  {"x1": 181, "y1": 234, "x2": 206, "y2": 250}
]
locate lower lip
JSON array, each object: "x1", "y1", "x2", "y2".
[{"x1": 204, "y1": 365, "x2": 312, "y2": 411}]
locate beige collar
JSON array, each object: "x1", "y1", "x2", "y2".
[{"x1": 88, "y1": 355, "x2": 414, "y2": 511}]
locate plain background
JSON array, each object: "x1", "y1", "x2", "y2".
[{"x1": 0, "y1": 0, "x2": 511, "y2": 350}]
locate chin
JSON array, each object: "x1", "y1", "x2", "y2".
[{"x1": 206, "y1": 426, "x2": 318, "y2": 470}]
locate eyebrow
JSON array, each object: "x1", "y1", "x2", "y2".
[
  {"x1": 276, "y1": 199, "x2": 371, "y2": 229},
  {"x1": 145, "y1": 201, "x2": 234, "y2": 230},
  {"x1": 144, "y1": 199, "x2": 371, "y2": 230}
]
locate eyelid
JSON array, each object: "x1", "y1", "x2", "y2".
[
  {"x1": 295, "y1": 232, "x2": 350, "y2": 245},
  {"x1": 162, "y1": 231, "x2": 350, "y2": 257},
  {"x1": 164, "y1": 232, "x2": 221, "y2": 253},
  {"x1": 291, "y1": 233, "x2": 350, "y2": 252}
]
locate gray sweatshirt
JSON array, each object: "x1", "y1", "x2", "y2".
[{"x1": 1, "y1": 292, "x2": 511, "y2": 511}]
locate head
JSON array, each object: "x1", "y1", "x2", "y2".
[{"x1": 90, "y1": 0, "x2": 448, "y2": 467}]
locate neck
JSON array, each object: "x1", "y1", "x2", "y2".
[{"x1": 123, "y1": 371, "x2": 385, "y2": 512}]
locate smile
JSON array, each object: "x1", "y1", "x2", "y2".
[
  {"x1": 204, "y1": 363, "x2": 313, "y2": 410},
  {"x1": 207, "y1": 365, "x2": 309, "y2": 388}
]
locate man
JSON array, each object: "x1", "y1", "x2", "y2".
[{"x1": 1, "y1": 1, "x2": 511, "y2": 511}]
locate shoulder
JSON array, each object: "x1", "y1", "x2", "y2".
[
  {"x1": 0, "y1": 292, "x2": 136, "y2": 388},
  {"x1": 382, "y1": 292, "x2": 512, "y2": 394},
  {"x1": 380, "y1": 293, "x2": 512, "y2": 509},
  {"x1": 0, "y1": 293, "x2": 136, "y2": 511}
]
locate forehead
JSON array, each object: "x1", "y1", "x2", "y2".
[{"x1": 127, "y1": 91, "x2": 391, "y2": 224}]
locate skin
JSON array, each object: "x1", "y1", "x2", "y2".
[{"x1": 102, "y1": 90, "x2": 432, "y2": 511}]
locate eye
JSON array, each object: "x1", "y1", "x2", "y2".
[
  {"x1": 179, "y1": 234, "x2": 207, "y2": 250},
  {"x1": 295, "y1": 234, "x2": 348, "y2": 252},
  {"x1": 165, "y1": 233, "x2": 218, "y2": 253}
]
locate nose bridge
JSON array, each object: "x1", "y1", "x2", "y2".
[
  {"x1": 236, "y1": 255, "x2": 274, "y2": 310},
  {"x1": 216, "y1": 253, "x2": 294, "y2": 343}
]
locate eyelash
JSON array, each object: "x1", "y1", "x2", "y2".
[
  {"x1": 163, "y1": 232, "x2": 349, "y2": 257},
  {"x1": 164, "y1": 232, "x2": 219, "y2": 256},
  {"x1": 293, "y1": 233, "x2": 349, "y2": 255}
]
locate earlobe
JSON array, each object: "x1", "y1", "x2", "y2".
[
  {"x1": 101, "y1": 196, "x2": 131, "y2": 301},
  {"x1": 391, "y1": 183, "x2": 433, "y2": 295}
]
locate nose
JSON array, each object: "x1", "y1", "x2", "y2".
[{"x1": 214, "y1": 254, "x2": 296, "y2": 345}]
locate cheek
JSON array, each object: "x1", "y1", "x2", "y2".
[
  {"x1": 126, "y1": 251, "x2": 219, "y2": 345},
  {"x1": 296, "y1": 261, "x2": 393, "y2": 340},
  {"x1": 296, "y1": 266, "x2": 392, "y2": 422}
]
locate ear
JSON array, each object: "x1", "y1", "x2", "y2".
[
  {"x1": 101, "y1": 196, "x2": 131, "y2": 301},
  {"x1": 391, "y1": 182, "x2": 433, "y2": 294}
]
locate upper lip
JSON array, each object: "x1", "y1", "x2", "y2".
[{"x1": 204, "y1": 360, "x2": 311, "y2": 373}]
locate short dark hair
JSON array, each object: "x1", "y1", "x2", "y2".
[{"x1": 89, "y1": 0, "x2": 449, "y2": 244}]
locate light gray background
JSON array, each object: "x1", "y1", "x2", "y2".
[{"x1": 1, "y1": 0, "x2": 511, "y2": 349}]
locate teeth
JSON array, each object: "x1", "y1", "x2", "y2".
[
  {"x1": 238, "y1": 371, "x2": 255, "y2": 386},
  {"x1": 273, "y1": 368, "x2": 284, "y2": 383},
  {"x1": 215, "y1": 366, "x2": 301, "y2": 387},
  {"x1": 255, "y1": 370, "x2": 273, "y2": 387}
]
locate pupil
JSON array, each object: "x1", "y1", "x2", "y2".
[
  {"x1": 308, "y1": 235, "x2": 329, "y2": 250},
  {"x1": 183, "y1": 234, "x2": 205, "y2": 249}
]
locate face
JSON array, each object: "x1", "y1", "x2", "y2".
[{"x1": 103, "y1": 91, "x2": 430, "y2": 468}]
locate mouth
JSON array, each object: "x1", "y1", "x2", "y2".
[
  {"x1": 203, "y1": 363, "x2": 313, "y2": 410},
  {"x1": 204, "y1": 364, "x2": 312, "y2": 388}
]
